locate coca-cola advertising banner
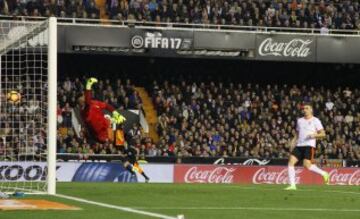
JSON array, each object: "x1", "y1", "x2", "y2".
[
  {"x1": 174, "y1": 165, "x2": 360, "y2": 186},
  {"x1": 255, "y1": 35, "x2": 316, "y2": 61}
]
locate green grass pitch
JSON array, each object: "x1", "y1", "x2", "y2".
[{"x1": 1, "y1": 183, "x2": 359, "y2": 219}]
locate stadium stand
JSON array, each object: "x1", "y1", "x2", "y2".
[
  {"x1": 1, "y1": 0, "x2": 359, "y2": 29},
  {"x1": 49, "y1": 73, "x2": 359, "y2": 161},
  {"x1": 56, "y1": 76, "x2": 147, "y2": 156},
  {"x1": 148, "y1": 78, "x2": 360, "y2": 160},
  {"x1": 2, "y1": 72, "x2": 358, "y2": 161}
]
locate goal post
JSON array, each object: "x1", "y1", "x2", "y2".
[
  {"x1": 47, "y1": 17, "x2": 57, "y2": 195},
  {"x1": 0, "y1": 17, "x2": 57, "y2": 195}
]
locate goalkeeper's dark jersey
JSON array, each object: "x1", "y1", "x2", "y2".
[{"x1": 124, "y1": 146, "x2": 137, "y2": 164}]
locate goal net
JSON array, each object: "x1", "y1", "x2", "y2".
[{"x1": 0, "y1": 18, "x2": 57, "y2": 195}]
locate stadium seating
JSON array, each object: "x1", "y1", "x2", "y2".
[
  {"x1": 1, "y1": 0, "x2": 360, "y2": 29},
  {"x1": 56, "y1": 77, "x2": 147, "y2": 156},
  {"x1": 53, "y1": 75, "x2": 360, "y2": 161},
  {"x1": 147, "y1": 78, "x2": 360, "y2": 160}
]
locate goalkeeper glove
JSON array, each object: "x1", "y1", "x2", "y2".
[
  {"x1": 86, "y1": 77, "x2": 98, "y2": 90},
  {"x1": 112, "y1": 111, "x2": 126, "y2": 124}
]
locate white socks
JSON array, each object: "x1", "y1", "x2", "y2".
[
  {"x1": 288, "y1": 166, "x2": 296, "y2": 186},
  {"x1": 288, "y1": 165, "x2": 326, "y2": 186},
  {"x1": 309, "y1": 164, "x2": 327, "y2": 177}
]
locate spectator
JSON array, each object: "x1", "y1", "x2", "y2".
[
  {"x1": 1, "y1": 0, "x2": 360, "y2": 31},
  {"x1": 149, "y1": 75, "x2": 360, "y2": 160}
]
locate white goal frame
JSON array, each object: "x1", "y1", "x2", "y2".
[
  {"x1": 0, "y1": 17, "x2": 57, "y2": 195},
  {"x1": 47, "y1": 17, "x2": 57, "y2": 195}
]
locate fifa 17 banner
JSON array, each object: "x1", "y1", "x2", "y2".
[
  {"x1": 174, "y1": 165, "x2": 360, "y2": 186},
  {"x1": 130, "y1": 29, "x2": 193, "y2": 50}
]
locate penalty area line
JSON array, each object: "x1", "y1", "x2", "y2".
[{"x1": 55, "y1": 194, "x2": 180, "y2": 219}]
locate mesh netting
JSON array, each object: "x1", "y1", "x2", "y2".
[{"x1": 0, "y1": 20, "x2": 50, "y2": 194}]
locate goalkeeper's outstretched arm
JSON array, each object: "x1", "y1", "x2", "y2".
[
  {"x1": 84, "y1": 77, "x2": 98, "y2": 105},
  {"x1": 85, "y1": 77, "x2": 126, "y2": 124}
]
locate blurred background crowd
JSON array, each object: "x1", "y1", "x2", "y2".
[
  {"x1": 0, "y1": 69, "x2": 358, "y2": 161},
  {"x1": 1, "y1": 0, "x2": 360, "y2": 29},
  {"x1": 54, "y1": 74, "x2": 360, "y2": 161}
]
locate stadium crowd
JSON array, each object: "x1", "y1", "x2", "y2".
[
  {"x1": 1, "y1": 0, "x2": 101, "y2": 19},
  {"x1": 56, "y1": 76, "x2": 145, "y2": 156},
  {"x1": 0, "y1": 75, "x2": 48, "y2": 158},
  {"x1": 57, "y1": 76, "x2": 142, "y2": 111},
  {"x1": 55, "y1": 75, "x2": 359, "y2": 162},
  {"x1": 0, "y1": 74, "x2": 359, "y2": 162},
  {"x1": 0, "y1": 0, "x2": 360, "y2": 29},
  {"x1": 149, "y1": 79, "x2": 360, "y2": 160}
]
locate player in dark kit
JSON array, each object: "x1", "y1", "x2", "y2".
[
  {"x1": 79, "y1": 77, "x2": 126, "y2": 143},
  {"x1": 123, "y1": 144, "x2": 150, "y2": 183}
]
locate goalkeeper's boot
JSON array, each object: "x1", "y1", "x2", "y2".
[
  {"x1": 323, "y1": 172, "x2": 330, "y2": 185},
  {"x1": 284, "y1": 185, "x2": 297, "y2": 191},
  {"x1": 145, "y1": 177, "x2": 150, "y2": 183},
  {"x1": 86, "y1": 77, "x2": 98, "y2": 90}
]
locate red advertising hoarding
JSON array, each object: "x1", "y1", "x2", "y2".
[{"x1": 174, "y1": 165, "x2": 360, "y2": 185}]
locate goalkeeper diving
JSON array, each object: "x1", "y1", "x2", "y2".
[
  {"x1": 79, "y1": 77, "x2": 149, "y2": 182},
  {"x1": 79, "y1": 77, "x2": 126, "y2": 143}
]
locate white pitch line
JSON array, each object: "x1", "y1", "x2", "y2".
[
  {"x1": 134, "y1": 207, "x2": 360, "y2": 212},
  {"x1": 210, "y1": 185, "x2": 360, "y2": 197},
  {"x1": 55, "y1": 194, "x2": 179, "y2": 219},
  {"x1": 323, "y1": 190, "x2": 360, "y2": 196}
]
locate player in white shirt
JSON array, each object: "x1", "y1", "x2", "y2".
[{"x1": 285, "y1": 103, "x2": 329, "y2": 190}]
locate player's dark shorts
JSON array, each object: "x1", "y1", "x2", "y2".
[
  {"x1": 291, "y1": 146, "x2": 316, "y2": 163},
  {"x1": 124, "y1": 156, "x2": 137, "y2": 165}
]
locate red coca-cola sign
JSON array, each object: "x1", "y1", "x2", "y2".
[
  {"x1": 328, "y1": 169, "x2": 360, "y2": 185},
  {"x1": 175, "y1": 165, "x2": 242, "y2": 184},
  {"x1": 233, "y1": 166, "x2": 315, "y2": 185},
  {"x1": 183, "y1": 166, "x2": 235, "y2": 183},
  {"x1": 252, "y1": 167, "x2": 303, "y2": 184},
  {"x1": 174, "y1": 165, "x2": 360, "y2": 186}
]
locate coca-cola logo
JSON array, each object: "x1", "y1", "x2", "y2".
[
  {"x1": 258, "y1": 38, "x2": 312, "y2": 58},
  {"x1": 184, "y1": 166, "x2": 235, "y2": 183},
  {"x1": 252, "y1": 168, "x2": 302, "y2": 184},
  {"x1": 243, "y1": 159, "x2": 270, "y2": 166},
  {"x1": 329, "y1": 169, "x2": 360, "y2": 185}
]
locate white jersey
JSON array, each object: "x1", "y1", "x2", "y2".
[{"x1": 296, "y1": 116, "x2": 324, "y2": 148}]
